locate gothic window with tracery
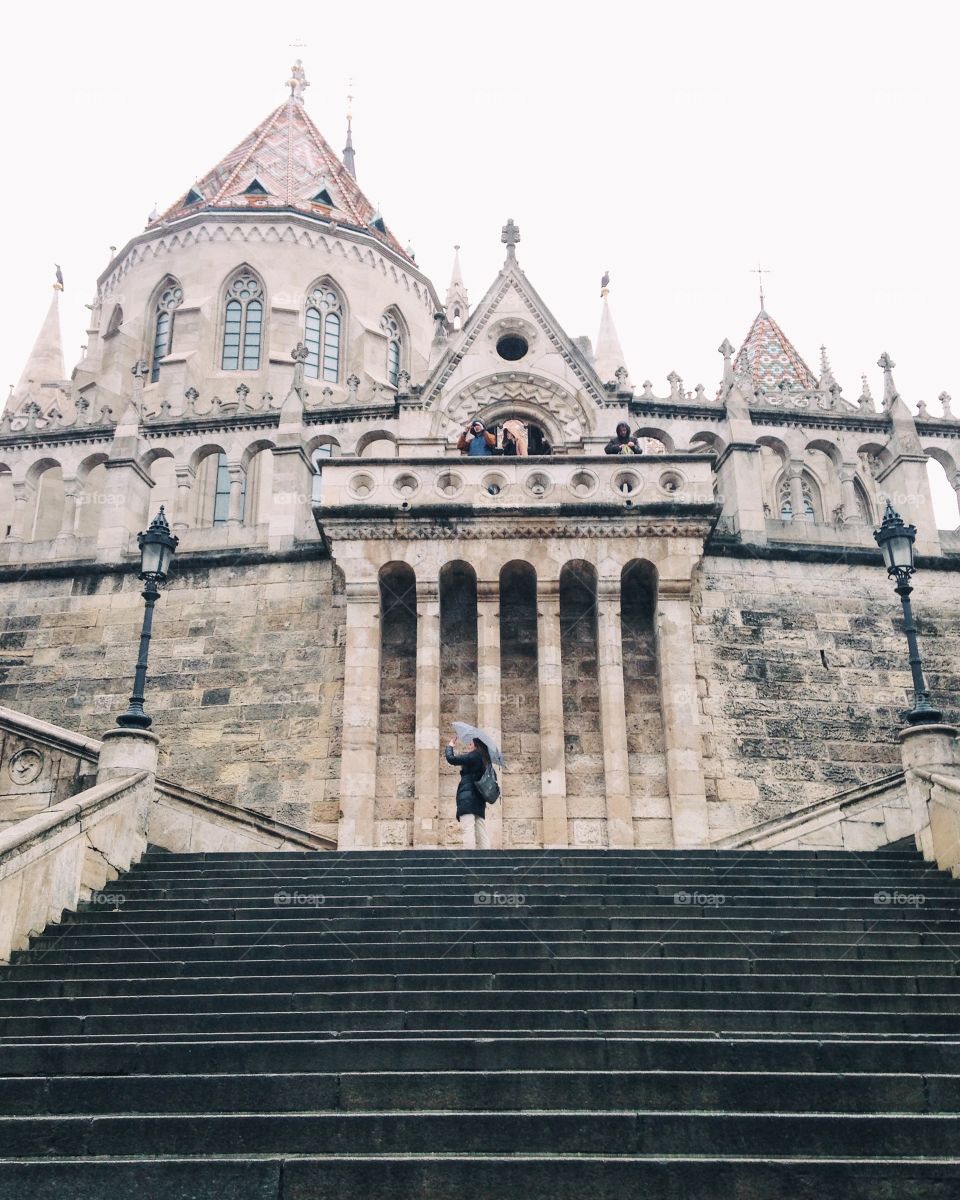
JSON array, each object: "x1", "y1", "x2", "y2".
[
  {"x1": 221, "y1": 271, "x2": 264, "y2": 371},
  {"x1": 381, "y1": 311, "x2": 402, "y2": 387},
  {"x1": 150, "y1": 280, "x2": 183, "y2": 383},
  {"x1": 305, "y1": 285, "x2": 343, "y2": 382},
  {"x1": 778, "y1": 477, "x2": 817, "y2": 522}
]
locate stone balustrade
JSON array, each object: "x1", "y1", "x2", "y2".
[{"x1": 314, "y1": 453, "x2": 716, "y2": 517}]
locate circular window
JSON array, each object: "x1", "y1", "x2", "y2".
[{"x1": 496, "y1": 334, "x2": 529, "y2": 361}]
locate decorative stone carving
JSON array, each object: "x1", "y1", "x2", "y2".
[{"x1": 8, "y1": 748, "x2": 43, "y2": 785}]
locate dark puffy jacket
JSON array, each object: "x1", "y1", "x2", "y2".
[{"x1": 444, "y1": 746, "x2": 487, "y2": 819}]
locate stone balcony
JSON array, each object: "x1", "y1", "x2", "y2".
[{"x1": 312, "y1": 454, "x2": 719, "y2": 534}]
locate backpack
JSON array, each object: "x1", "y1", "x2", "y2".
[{"x1": 475, "y1": 762, "x2": 500, "y2": 804}]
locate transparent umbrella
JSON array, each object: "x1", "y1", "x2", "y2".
[{"x1": 451, "y1": 721, "x2": 505, "y2": 768}]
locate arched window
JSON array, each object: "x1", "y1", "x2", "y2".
[
  {"x1": 221, "y1": 271, "x2": 264, "y2": 371},
  {"x1": 150, "y1": 280, "x2": 183, "y2": 383},
  {"x1": 304, "y1": 284, "x2": 343, "y2": 382},
  {"x1": 854, "y1": 478, "x2": 873, "y2": 523},
  {"x1": 381, "y1": 311, "x2": 403, "y2": 387}
]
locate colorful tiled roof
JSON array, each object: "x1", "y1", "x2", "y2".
[
  {"x1": 151, "y1": 96, "x2": 409, "y2": 260},
  {"x1": 733, "y1": 307, "x2": 817, "y2": 391}
]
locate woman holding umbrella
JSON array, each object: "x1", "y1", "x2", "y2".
[{"x1": 444, "y1": 722, "x2": 504, "y2": 849}]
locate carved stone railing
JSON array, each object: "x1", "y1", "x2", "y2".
[
  {"x1": 713, "y1": 772, "x2": 911, "y2": 852},
  {"x1": 313, "y1": 453, "x2": 717, "y2": 523},
  {"x1": 0, "y1": 704, "x2": 333, "y2": 959},
  {"x1": 0, "y1": 769, "x2": 153, "y2": 960}
]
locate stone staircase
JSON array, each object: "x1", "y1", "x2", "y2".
[{"x1": 1, "y1": 847, "x2": 960, "y2": 1198}]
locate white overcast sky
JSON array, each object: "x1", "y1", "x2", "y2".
[{"x1": 1, "y1": 0, "x2": 957, "y2": 522}]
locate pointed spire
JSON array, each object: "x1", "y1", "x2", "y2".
[
  {"x1": 445, "y1": 245, "x2": 469, "y2": 329},
  {"x1": 857, "y1": 374, "x2": 875, "y2": 412},
  {"x1": 11, "y1": 287, "x2": 65, "y2": 410},
  {"x1": 343, "y1": 83, "x2": 357, "y2": 180},
  {"x1": 732, "y1": 306, "x2": 817, "y2": 392},
  {"x1": 594, "y1": 295, "x2": 628, "y2": 382},
  {"x1": 818, "y1": 344, "x2": 837, "y2": 391}
]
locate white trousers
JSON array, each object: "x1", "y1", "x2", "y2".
[{"x1": 461, "y1": 814, "x2": 490, "y2": 850}]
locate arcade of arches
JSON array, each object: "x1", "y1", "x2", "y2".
[{"x1": 335, "y1": 537, "x2": 707, "y2": 851}]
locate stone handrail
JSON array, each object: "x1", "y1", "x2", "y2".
[
  {"x1": 0, "y1": 770, "x2": 151, "y2": 961},
  {"x1": 714, "y1": 772, "x2": 911, "y2": 851},
  {"x1": 0, "y1": 704, "x2": 333, "y2": 851}
]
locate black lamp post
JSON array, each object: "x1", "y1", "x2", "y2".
[
  {"x1": 873, "y1": 501, "x2": 942, "y2": 725},
  {"x1": 116, "y1": 507, "x2": 179, "y2": 729}
]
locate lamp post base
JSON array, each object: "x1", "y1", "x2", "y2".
[
  {"x1": 905, "y1": 703, "x2": 944, "y2": 726},
  {"x1": 116, "y1": 707, "x2": 153, "y2": 730}
]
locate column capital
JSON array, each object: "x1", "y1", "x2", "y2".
[
  {"x1": 345, "y1": 579, "x2": 380, "y2": 604},
  {"x1": 476, "y1": 579, "x2": 500, "y2": 605}
]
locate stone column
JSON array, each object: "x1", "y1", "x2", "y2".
[
  {"x1": 787, "y1": 460, "x2": 805, "y2": 520},
  {"x1": 536, "y1": 579, "x2": 568, "y2": 847},
  {"x1": 657, "y1": 577, "x2": 710, "y2": 847},
  {"x1": 172, "y1": 466, "x2": 195, "y2": 537},
  {"x1": 413, "y1": 577, "x2": 441, "y2": 847},
  {"x1": 226, "y1": 464, "x2": 245, "y2": 527},
  {"x1": 9, "y1": 482, "x2": 32, "y2": 542},
  {"x1": 337, "y1": 580, "x2": 381, "y2": 850},
  {"x1": 58, "y1": 477, "x2": 80, "y2": 539},
  {"x1": 839, "y1": 463, "x2": 861, "y2": 523},
  {"x1": 476, "y1": 580, "x2": 503, "y2": 849},
  {"x1": 95, "y1": 459, "x2": 153, "y2": 562},
  {"x1": 268, "y1": 442, "x2": 314, "y2": 550},
  {"x1": 596, "y1": 578, "x2": 633, "y2": 848}
]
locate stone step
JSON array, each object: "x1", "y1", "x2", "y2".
[
  {"x1": 1, "y1": 1154, "x2": 958, "y2": 1200},
  {"x1": 2, "y1": 1109, "x2": 959, "y2": 1158},
  {"x1": 3, "y1": 1034, "x2": 959, "y2": 1077},
  {"x1": 3, "y1": 1068, "x2": 960, "y2": 1116}
]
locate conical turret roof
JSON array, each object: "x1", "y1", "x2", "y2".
[
  {"x1": 733, "y1": 306, "x2": 816, "y2": 391},
  {"x1": 594, "y1": 296, "x2": 628, "y2": 381},
  {"x1": 11, "y1": 289, "x2": 65, "y2": 410},
  {"x1": 151, "y1": 85, "x2": 409, "y2": 260}
]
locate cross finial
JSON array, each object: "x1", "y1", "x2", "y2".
[
  {"x1": 750, "y1": 263, "x2": 770, "y2": 309},
  {"x1": 287, "y1": 59, "x2": 309, "y2": 102},
  {"x1": 501, "y1": 218, "x2": 520, "y2": 261}
]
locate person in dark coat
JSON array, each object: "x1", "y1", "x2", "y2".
[
  {"x1": 604, "y1": 422, "x2": 642, "y2": 454},
  {"x1": 444, "y1": 735, "x2": 491, "y2": 849}
]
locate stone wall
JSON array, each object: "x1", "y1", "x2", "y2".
[
  {"x1": 0, "y1": 546, "x2": 956, "y2": 848},
  {"x1": 695, "y1": 552, "x2": 960, "y2": 842},
  {"x1": 499, "y1": 564, "x2": 541, "y2": 846},
  {"x1": 0, "y1": 554, "x2": 345, "y2": 843}
]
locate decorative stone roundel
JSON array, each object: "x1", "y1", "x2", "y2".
[
  {"x1": 612, "y1": 470, "x2": 642, "y2": 497},
  {"x1": 569, "y1": 470, "x2": 598, "y2": 498},
  {"x1": 434, "y1": 471, "x2": 464, "y2": 499},
  {"x1": 659, "y1": 470, "x2": 685, "y2": 495},
  {"x1": 481, "y1": 472, "x2": 509, "y2": 496},
  {"x1": 347, "y1": 473, "x2": 376, "y2": 500},
  {"x1": 8, "y1": 748, "x2": 43, "y2": 785},
  {"x1": 523, "y1": 471, "x2": 553, "y2": 499},
  {"x1": 392, "y1": 473, "x2": 420, "y2": 499}
]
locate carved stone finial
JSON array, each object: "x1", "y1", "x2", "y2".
[
  {"x1": 287, "y1": 59, "x2": 309, "y2": 102},
  {"x1": 858, "y1": 374, "x2": 874, "y2": 412},
  {"x1": 184, "y1": 386, "x2": 199, "y2": 415},
  {"x1": 291, "y1": 342, "x2": 309, "y2": 393},
  {"x1": 500, "y1": 218, "x2": 520, "y2": 261},
  {"x1": 347, "y1": 374, "x2": 360, "y2": 404},
  {"x1": 718, "y1": 338, "x2": 734, "y2": 359},
  {"x1": 940, "y1": 391, "x2": 954, "y2": 420},
  {"x1": 396, "y1": 368, "x2": 411, "y2": 393},
  {"x1": 877, "y1": 352, "x2": 899, "y2": 410},
  {"x1": 641, "y1": 380, "x2": 654, "y2": 400},
  {"x1": 236, "y1": 383, "x2": 250, "y2": 409}
]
